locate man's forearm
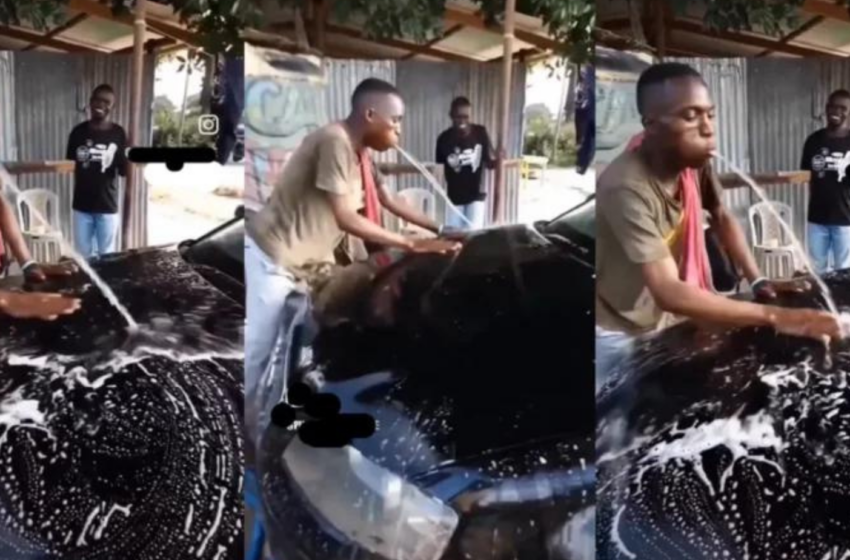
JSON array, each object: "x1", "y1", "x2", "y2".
[
  {"x1": 653, "y1": 278, "x2": 774, "y2": 328},
  {"x1": 0, "y1": 197, "x2": 33, "y2": 265},
  {"x1": 337, "y1": 209, "x2": 413, "y2": 250},
  {"x1": 714, "y1": 213, "x2": 761, "y2": 282}
]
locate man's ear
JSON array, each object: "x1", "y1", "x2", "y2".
[{"x1": 365, "y1": 108, "x2": 375, "y2": 122}]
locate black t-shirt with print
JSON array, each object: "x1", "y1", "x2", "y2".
[
  {"x1": 801, "y1": 128, "x2": 850, "y2": 225},
  {"x1": 436, "y1": 125, "x2": 492, "y2": 205},
  {"x1": 66, "y1": 122, "x2": 128, "y2": 214}
]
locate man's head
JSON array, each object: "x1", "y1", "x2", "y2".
[
  {"x1": 90, "y1": 84, "x2": 115, "y2": 122},
  {"x1": 826, "y1": 90, "x2": 850, "y2": 131},
  {"x1": 350, "y1": 78, "x2": 403, "y2": 152},
  {"x1": 450, "y1": 96, "x2": 472, "y2": 131},
  {"x1": 636, "y1": 63, "x2": 715, "y2": 169}
]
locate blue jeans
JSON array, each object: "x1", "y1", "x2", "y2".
[
  {"x1": 595, "y1": 327, "x2": 634, "y2": 394},
  {"x1": 73, "y1": 211, "x2": 119, "y2": 259},
  {"x1": 244, "y1": 237, "x2": 300, "y2": 446},
  {"x1": 446, "y1": 201, "x2": 486, "y2": 230},
  {"x1": 807, "y1": 222, "x2": 850, "y2": 273}
]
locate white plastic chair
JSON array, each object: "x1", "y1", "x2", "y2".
[
  {"x1": 396, "y1": 188, "x2": 437, "y2": 236},
  {"x1": 748, "y1": 200, "x2": 799, "y2": 280},
  {"x1": 16, "y1": 188, "x2": 63, "y2": 264}
]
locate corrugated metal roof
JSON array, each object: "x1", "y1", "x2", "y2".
[{"x1": 11, "y1": 53, "x2": 155, "y2": 249}]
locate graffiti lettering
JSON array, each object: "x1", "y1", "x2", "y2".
[{"x1": 245, "y1": 79, "x2": 323, "y2": 140}]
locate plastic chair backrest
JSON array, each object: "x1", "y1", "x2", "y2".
[
  {"x1": 17, "y1": 188, "x2": 60, "y2": 235},
  {"x1": 398, "y1": 188, "x2": 436, "y2": 220},
  {"x1": 748, "y1": 200, "x2": 793, "y2": 247}
]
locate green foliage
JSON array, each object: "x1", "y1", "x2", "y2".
[
  {"x1": 523, "y1": 108, "x2": 575, "y2": 167},
  {"x1": 331, "y1": 0, "x2": 446, "y2": 43},
  {"x1": 152, "y1": 96, "x2": 213, "y2": 148},
  {"x1": 5, "y1": 0, "x2": 251, "y2": 55},
  {"x1": 478, "y1": 0, "x2": 595, "y2": 64},
  {"x1": 664, "y1": 0, "x2": 803, "y2": 36},
  {"x1": 0, "y1": 0, "x2": 65, "y2": 28}
]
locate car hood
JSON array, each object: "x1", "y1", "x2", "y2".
[
  {"x1": 596, "y1": 277, "x2": 850, "y2": 559},
  {"x1": 281, "y1": 223, "x2": 594, "y2": 474},
  {"x1": 0, "y1": 248, "x2": 244, "y2": 560}
]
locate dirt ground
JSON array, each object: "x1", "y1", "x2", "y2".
[
  {"x1": 147, "y1": 163, "x2": 244, "y2": 246},
  {"x1": 517, "y1": 167, "x2": 595, "y2": 224}
]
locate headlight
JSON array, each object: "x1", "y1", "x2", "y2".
[{"x1": 283, "y1": 437, "x2": 459, "y2": 560}]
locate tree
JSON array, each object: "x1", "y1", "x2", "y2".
[
  {"x1": 622, "y1": 0, "x2": 805, "y2": 42},
  {"x1": 276, "y1": 0, "x2": 595, "y2": 63},
  {"x1": 2, "y1": 0, "x2": 250, "y2": 54},
  {"x1": 6, "y1": 0, "x2": 594, "y2": 61},
  {"x1": 525, "y1": 103, "x2": 553, "y2": 123}
]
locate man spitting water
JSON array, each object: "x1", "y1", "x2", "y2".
[
  {"x1": 595, "y1": 62, "x2": 842, "y2": 391},
  {"x1": 244, "y1": 78, "x2": 460, "y2": 440}
]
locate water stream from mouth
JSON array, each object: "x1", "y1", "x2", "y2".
[
  {"x1": 0, "y1": 165, "x2": 138, "y2": 329},
  {"x1": 394, "y1": 146, "x2": 474, "y2": 228},
  {"x1": 713, "y1": 153, "x2": 839, "y2": 317}
]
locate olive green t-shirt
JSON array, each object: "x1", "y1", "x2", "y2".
[
  {"x1": 595, "y1": 149, "x2": 722, "y2": 335},
  {"x1": 246, "y1": 123, "x2": 364, "y2": 269}
]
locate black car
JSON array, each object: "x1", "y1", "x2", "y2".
[
  {"x1": 596, "y1": 282, "x2": 850, "y2": 559},
  {"x1": 0, "y1": 216, "x2": 245, "y2": 560},
  {"x1": 256, "y1": 198, "x2": 596, "y2": 560}
]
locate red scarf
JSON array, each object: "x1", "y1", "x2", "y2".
[
  {"x1": 627, "y1": 133, "x2": 712, "y2": 291},
  {"x1": 359, "y1": 150, "x2": 382, "y2": 225}
]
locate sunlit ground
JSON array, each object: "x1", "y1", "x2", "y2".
[
  {"x1": 518, "y1": 167, "x2": 595, "y2": 224},
  {"x1": 147, "y1": 163, "x2": 244, "y2": 247}
]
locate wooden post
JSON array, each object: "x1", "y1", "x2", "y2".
[
  {"x1": 313, "y1": 0, "x2": 328, "y2": 51},
  {"x1": 493, "y1": 0, "x2": 516, "y2": 224},
  {"x1": 124, "y1": 0, "x2": 146, "y2": 249},
  {"x1": 654, "y1": 0, "x2": 667, "y2": 58}
]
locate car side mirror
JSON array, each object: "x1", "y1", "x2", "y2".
[{"x1": 235, "y1": 205, "x2": 244, "y2": 219}]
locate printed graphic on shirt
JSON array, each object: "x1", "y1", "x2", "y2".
[
  {"x1": 446, "y1": 144, "x2": 483, "y2": 174},
  {"x1": 76, "y1": 140, "x2": 119, "y2": 173},
  {"x1": 810, "y1": 147, "x2": 850, "y2": 182}
]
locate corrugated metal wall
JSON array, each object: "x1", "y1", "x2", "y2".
[
  {"x1": 322, "y1": 59, "x2": 526, "y2": 224},
  {"x1": 0, "y1": 52, "x2": 14, "y2": 163},
  {"x1": 11, "y1": 53, "x2": 155, "y2": 249},
  {"x1": 745, "y1": 58, "x2": 825, "y2": 245}
]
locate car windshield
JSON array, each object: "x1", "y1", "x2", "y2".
[{"x1": 544, "y1": 195, "x2": 595, "y2": 240}]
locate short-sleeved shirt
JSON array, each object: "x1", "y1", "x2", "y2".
[
  {"x1": 66, "y1": 122, "x2": 128, "y2": 214},
  {"x1": 595, "y1": 149, "x2": 722, "y2": 335},
  {"x1": 246, "y1": 123, "x2": 364, "y2": 269},
  {"x1": 800, "y1": 128, "x2": 850, "y2": 226},
  {"x1": 436, "y1": 125, "x2": 492, "y2": 205}
]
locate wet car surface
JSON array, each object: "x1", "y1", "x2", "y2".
[
  {"x1": 0, "y1": 219, "x2": 245, "y2": 560},
  {"x1": 257, "y1": 200, "x2": 596, "y2": 560},
  {"x1": 596, "y1": 279, "x2": 850, "y2": 559}
]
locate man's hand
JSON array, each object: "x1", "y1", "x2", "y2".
[
  {"x1": 769, "y1": 306, "x2": 843, "y2": 343},
  {"x1": 24, "y1": 262, "x2": 78, "y2": 284},
  {"x1": 439, "y1": 226, "x2": 469, "y2": 242},
  {"x1": 409, "y1": 238, "x2": 461, "y2": 254},
  {"x1": 754, "y1": 277, "x2": 811, "y2": 300},
  {"x1": 0, "y1": 291, "x2": 81, "y2": 321}
]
